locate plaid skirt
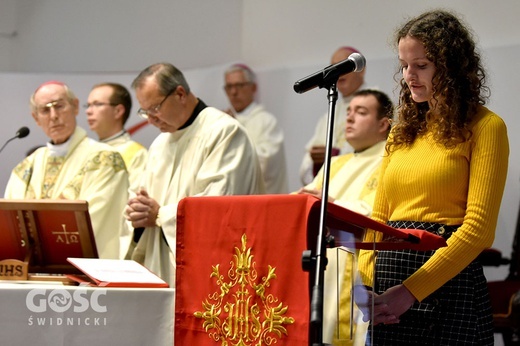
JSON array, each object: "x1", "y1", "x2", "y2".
[{"x1": 366, "y1": 221, "x2": 494, "y2": 346}]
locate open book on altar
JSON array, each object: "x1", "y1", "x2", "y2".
[{"x1": 66, "y1": 258, "x2": 169, "y2": 288}]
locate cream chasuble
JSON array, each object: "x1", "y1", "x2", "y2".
[
  {"x1": 103, "y1": 131, "x2": 147, "y2": 193},
  {"x1": 4, "y1": 127, "x2": 130, "y2": 259},
  {"x1": 127, "y1": 107, "x2": 264, "y2": 288},
  {"x1": 306, "y1": 140, "x2": 386, "y2": 216}
]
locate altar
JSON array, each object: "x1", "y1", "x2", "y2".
[{"x1": 0, "y1": 283, "x2": 174, "y2": 345}]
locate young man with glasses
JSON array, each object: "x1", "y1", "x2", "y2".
[
  {"x1": 223, "y1": 64, "x2": 288, "y2": 194},
  {"x1": 4, "y1": 81, "x2": 130, "y2": 259},
  {"x1": 124, "y1": 63, "x2": 264, "y2": 286},
  {"x1": 85, "y1": 82, "x2": 147, "y2": 192}
]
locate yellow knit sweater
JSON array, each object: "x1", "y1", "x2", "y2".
[{"x1": 357, "y1": 106, "x2": 509, "y2": 302}]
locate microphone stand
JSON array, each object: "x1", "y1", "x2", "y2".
[
  {"x1": 308, "y1": 81, "x2": 339, "y2": 346},
  {"x1": 0, "y1": 136, "x2": 20, "y2": 154}
]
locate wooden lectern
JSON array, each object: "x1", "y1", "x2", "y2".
[
  {"x1": 174, "y1": 194, "x2": 446, "y2": 346},
  {"x1": 0, "y1": 199, "x2": 97, "y2": 280}
]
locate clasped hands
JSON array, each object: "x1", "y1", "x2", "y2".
[
  {"x1": 124, "y1": 189, "x2": 160, "y2": 228},
  {"x1": 354, "y1": 284, "x2": 416, "y2": 325}
]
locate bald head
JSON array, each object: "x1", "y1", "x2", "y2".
[
  {"x1": 331, "y1": 46, "x2": 366, "y2": 98},
  {"x1": 30, "y1": 82, "x2": 79, "y2": 144},
  {"x1": 331, "y1": 46, "x2": 359, "y2": 64}
]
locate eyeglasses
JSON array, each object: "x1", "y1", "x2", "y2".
[
  {"x1": 137, "y1": 90, "x2": 174, "y2": 119},
  {"x1": 36, "y1": 100, "x2": 69, "y2": 117},
  {"x1": 223, "y1": 82, "x2": 251, "y2": 92},
  {"x1": 83, "y1": 102, "x2": 117, "y2": 109}
]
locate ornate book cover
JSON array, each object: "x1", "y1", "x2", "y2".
[{"x1": 0, "y1": 199, "x2": 98, "y2": 274}]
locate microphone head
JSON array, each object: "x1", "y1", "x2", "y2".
[
  {"x1": 16, "y1": 126, "x2": 30, "y2": 139},
  {"x1": 348, "y1": 53, "x2": 366, "y2": 72}
]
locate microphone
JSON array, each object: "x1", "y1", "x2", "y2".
[
  {"x1": 0, "y1": 126, "x2": 31, "y2": 154},
  {"x1": 293, "y1": 53, "x2": 366, "y2": 94},
  {"x1": 16, "y1": 126, "x2": 30, "y2": 139}
]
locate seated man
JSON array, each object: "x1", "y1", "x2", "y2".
[
  {"x1": 299, "y1": 46, "x2": 366, "y2": 185},
  {"x1": 85, "y1": 82, "x2": 147, "y2": 192},
  {"x1": 298, "y1": 89, "x2": 393, "y2": 345},
  {"x1": 124, "y1": 63, "x2": 264, "y2": 287},
  {"x1": 4, "y1": 81, "x2": 130, "y2": 259},
  {"x1": 223, "y1": 63, "x2": 288, "y2": 194}
]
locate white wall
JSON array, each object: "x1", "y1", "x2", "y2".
[
  {"x1": 0, "y1": 1, "x2": 519, "y2": 295},
  {"x1": 242, "y1": 0, "x2": 520, "y2": 68},
  {"x1": 0, "y1": 0, "x2": 17, "y2": 71},
  {"x1": 6, "y1": 0, "x2": 243, "y2": 72},
  {"x1": 3, "y1": 1, "x2": 519, "y2": 73}
]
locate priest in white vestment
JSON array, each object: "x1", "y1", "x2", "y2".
[
  {"x1": 85, "y1": 82, "x2": 148, "y2": 192},
  {"x1": 223, "y1": 63, "x2": 288, "y2": 194},
  {"x1": 124, "y1": 63, "x2": 264, "y2": 288},
  {"x1": 4, "y1": 81, "x2": 130, "y2": 259},
  {"x1": 297, "y1": 89, "x2": 393, "y2": 346}
]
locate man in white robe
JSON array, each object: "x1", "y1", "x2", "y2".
[
  {"x1": 85, "y1": 82, "x2": 147, "y2": 192},
  {"x1": 125, "y1": 63, "x2": 264, "y2": 287},
  {"x1": 298, "y1": 89, "x2": 393, "y2": 346},
  {"x1": 4, "y1": 81, "x2": 130, "y2": 259},
  {"x1": 223, "y1": 64, "x2": 288, "y2": 194},
  {"x1": 299, "y1": 46, "x2": 366, "y2": 185}
]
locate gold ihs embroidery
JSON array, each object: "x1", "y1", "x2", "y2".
[{"x1": 194, "y1": 234, "x2": 294, "y2": 345}]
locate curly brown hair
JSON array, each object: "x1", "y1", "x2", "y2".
[{"x1": 388, "y1": 9, "x2": 489, "y2": 152}]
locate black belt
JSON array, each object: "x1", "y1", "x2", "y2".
[{"x1": 386, "y1": 220, "x2": 460, "y2": 240}]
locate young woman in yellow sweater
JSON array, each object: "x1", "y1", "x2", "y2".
[{"x1": 357, "y1": 10, "x2": 509, "y2": 345}]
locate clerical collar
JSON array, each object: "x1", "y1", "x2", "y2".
[
  {"x1": 101, "y1": 130, "x2": 126, "y2": 143},
  {"x1": 179, "y1": 98, "x2": 207, "y2": 130},
  {"x1": 47, "y1": 135, "x2": 73, "y2": 157},
  {"x1": 235, "y1": 102, "x2": 257, "y2": 117}
]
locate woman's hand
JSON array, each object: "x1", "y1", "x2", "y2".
[
  {"x1": 372, "y1": 284, "x2": 416, "y2": 323},
  {"x1": 353, "y1": 285, "x2": 400, "y2": 325}
]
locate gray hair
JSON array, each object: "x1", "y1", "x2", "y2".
[
  {"x1": 224, "y1": 63, "x2": 256, "y2": 84},
  {"x1": 131, "y1": 62, "x2": 191, "y2": 95},
  {"x1": 29, "y1": 81, "x2": 77, "y2": 112}
]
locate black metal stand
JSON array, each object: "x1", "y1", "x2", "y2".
[{"x1": 303, "y1": 82, "x2": 339, "y2": 346}]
